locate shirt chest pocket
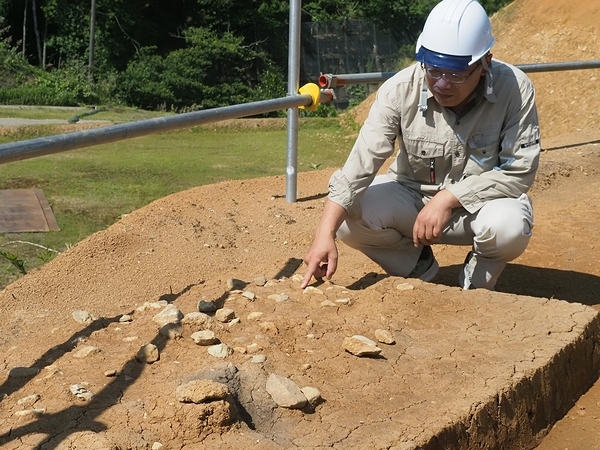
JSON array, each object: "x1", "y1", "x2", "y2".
[
  {"x1": 464, "y1": 136, "x2": 500, "y2": 175},
  {"x1": 403, "y1": 138, "x2": 446, "y2": 184}
]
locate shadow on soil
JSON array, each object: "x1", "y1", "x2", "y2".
[{"x1": 437, "y1": 263, "x2": 600, "y2": 307}]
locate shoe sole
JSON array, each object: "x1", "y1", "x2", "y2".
[{"x1": 419, "y1": 259, "x2": 439, "y2": 282}]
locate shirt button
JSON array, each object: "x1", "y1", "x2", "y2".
[
  {"x1": 454, "y1": 151, "x2": 460, "y2": 157},
  {"x1": 421, "y1": 150, "x2": 426, "y2": 155}
]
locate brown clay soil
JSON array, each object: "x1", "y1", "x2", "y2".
[{"x1": 1, "y1": 0, "x2": 600, "y2": 448}]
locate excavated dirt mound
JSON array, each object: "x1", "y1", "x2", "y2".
[{"x1": 1, "y1": 0, "x2": 600, "y2": 449}]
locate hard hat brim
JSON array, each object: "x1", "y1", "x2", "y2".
[{"x1": 416, "y1": 46, "x2": 472, "y2": 71}]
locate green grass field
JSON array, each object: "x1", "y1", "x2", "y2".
[{"x1": 0, "y1": 107, "x2": 357, "y2": 288}]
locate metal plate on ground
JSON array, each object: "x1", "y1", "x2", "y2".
[{"x1": 0, "y1": 189, "x2": 60, "y2": 232}]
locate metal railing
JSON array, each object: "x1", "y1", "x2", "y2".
[
  {"x1": 317, "y1": 60, "x2": 600, "y2": 88},
  {"x1": 0, "y1": 57, "x2": 598, "y2": 203}
]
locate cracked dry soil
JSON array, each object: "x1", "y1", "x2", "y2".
[{"x1": 1, "y1": 0, "x2": 600, "y2": 448}]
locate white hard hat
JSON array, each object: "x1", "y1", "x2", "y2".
[{"x1": 415, "y1": 0, "x2": 495, "y2": 71}]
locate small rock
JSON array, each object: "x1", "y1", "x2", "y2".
[
  {"x1": 374, "y1": 329, "x2": 396, "y2": 345},
  {"x1": 152, "y1": 304, "x2": 184, "y2": 327},
  {"x1": 303, "y1": 286, "x2": 323, "y2": 295},
  {"x1": 14, "y1": 409, "x2": 45, "y2": 417},
  {"x1": 159, "y1": 323, "x2": 183, "y2": 339},
  {"x1": 182, "y1": 312, "x2": 212, "y2": 327},
  {"x1": 136, "y1": 344, "x2": 159, "y2": 363},
  {"x1": 301, "y1": 363, "x2": 312, "y2": 371},
  {"x1": 254, "y1": 276, "x2": 268, "y2": 286},
  {"x1": 227, "y1": 278, "x2": 246, "y2": 290},
  {"x1": 336, "y1": 298, "x2": 351, "y2": 305},
  {"x1": 247, "y1": 312, "x2": 264, "y2": 321},
  {"x1": 242, "y1": 291, "x2": 256, "y2": 301},
  {"x1": 266, "y1": 374, "x2": 307, "y2": 409},
  {"x1": 152, "y1": 443, "x2": 164, "y2": 450},
  {"x1": 342, "y1": 335, "x2": 382, "y2": 357},
  {"x1": 119, "y1": 314, "x2": 133, "y2": 322},
  {"x1": 300, "y1": 386, "x2": 322, "y2": 405},
  {"x1": 259, "y1": 322, "x2": 279, "y2": 335},
  {"x1": 320, "y1": 300, "x2": 336, "y2": 307},
  {"x1": 72, "y1": 310, "x2": 94, "y2": 324},
  {"x1": 70, "y1": 384, "x2": 94, "y2": 402},
  {"x1": 8, "y1": 367, "x2": 39, "y2": 378},
  {"x1": 246, "y1": 343, "x2": 262, "y2": 354},
  {"x1": 268, "y1": 293, "x2": 289, "y2": 302},
  {"x1": 198, "y1": 300, "x2": 217, "y2": 313},
  {"x1": 104, "y1": 369, "x2": 120, "y2": 377},
  {"x1": 251, "y1": 354, "x2": 267, "y2": 364},
  {"x1": 208, "y1": 343, "x2": 233, "y2": 358},
  {"x1": 215, "y1": 308, "x2": 236, "y2": 323},
  {"x1": 17, "y1": 394, "x2": 40, "y2": 407},
  {"x1": 176, "y1": 379, "x2": 230, "y2": 404},
  {"x1": 123, "y1": 336, "x2": 138, "y2": 342},
  {"x1": 396, "y1": 282, "x2": 415, "y2": 291},
  {"x1": 191, "y1": 330, "x2": 219, "y2": 346},
  {"x1": 72, "y1": 345, "x2": 101, "y2": 359}
]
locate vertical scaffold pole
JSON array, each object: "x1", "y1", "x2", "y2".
[{"x1": 286, "y1": 0, "x2": 302, "y2": 203}]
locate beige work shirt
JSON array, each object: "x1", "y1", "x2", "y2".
[{"x1": 328, "y1": 60, "x2": 541, "y2": 214}]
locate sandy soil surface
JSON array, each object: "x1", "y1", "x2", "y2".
[{"x1": 0, "y1": 0, "x2": 599, "y2": 448}]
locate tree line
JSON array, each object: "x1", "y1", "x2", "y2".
[{"x1": 0, "y1": 0, "x2": 511, "y2": 111}]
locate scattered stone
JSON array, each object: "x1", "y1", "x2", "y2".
[
  {"x1": 14, "y1": 409, "x2": 45, "y2": 417},
  {"x1": 137, "y1": 300, "x2": 168, "y2": 312},
  {"x1": 159, "y1": 323, "x2": 183, "y2": 339},
  {"x1": 208, "y1": 343, "x2": 233, "y2": 358},
  {"x1": 215, "y1": 308, "x2": 236, "y2": 323},
  {"x1": 259, "y1": 321, "x2": 279, "y2": 335},
  {"x1": 301, "y1": 386, "x2": 322, "y2": 406},
  {"x1": 70, "y1": 384, "x2": 94, "y2": 402},
  {"x1": 268, "y1": 293, "x2": 289, "y2": 302},
  {"x1": 72, "y1": 345, "x2": 101, "y2": 359},
  {"x1": 17, "y1": 394, "x2": 40, "y2": 407},
  {"x1": 342, "y1": 335, "x2": 382, "y2": 357},
  {"x1": 266, "y1": 373, "x2": 307, "y2": 409},
  {"x1": 291, "y1": 274, "x2": 303, "y2": 282},
  {"x1": 246, "y1": 343, "x2": 262, "y2": 354},
  {"x1": 152, "y1": 304, "x2": 184, "y2": 327},
  {"x1": 254, "y1": 276, "x2": 268, "y2": 286},
  {"x1": 123, "y1": 336, "x2": 138, "y2": 342},
  {"x1": 119, "y1": 314, "x2": 133, "y2": 322},
  {"x1": 234, "y1": 347, "x2": 247, "y2": 354},
  {"x1": 72, "y1": 310, "x2": 94, "y2": 324},
  {"x1": 176, "y1": 379, "x2": 230, "y2": 404},
  {"x1": 198, "y1": 300, "x2": 218, "y2": 313},
  {"x1": 305, "y1": 319, "x2": 314, "y2": 329},
  {"x1": 152, "y1": 443, "x2": 164, "y2": 450},
  {"x1": 242, "y1": 291, "x2": 256, "y2": 301},
  {"x1": 396, "y1": 282, "x2": 415, "y2": 291},
  {"x1": 301, "y1": 363, "x2": 312, "y2": 371},
  {"x1": 191, "y1": 330, "x2": 219, "y2": 346},
  {"x1": 247, "y1": 312, "x2": 264, "y2": 321},
  {"x1": 375, "y1": 329, "x2": 396, "y2": 345},
  {"x1": 336, "y1": 298, "x2": 351, "y2": 305},
  {"x1": 320, "y1": 300, "x2": 336, "y2": 307},
  {"x1": 8, "y1": 367, "x2": 39, "y2": 378},
  {"x1": 182, "y1": 312, "x2": 212, "y2": 327},
  {"x1": 229, "y1": 318, "x2": 241, "y2": 326},
  {"x1": 136, "y1": 344, "x2": 160, "y2": 363},
  {"x1": 227, "y1": 278, "x2": 246, "y2": 290},
  {"x1": 104, "y1": 369, "x2": 119, "y2": 377},
  {"x1": 303, "y1": 286, "x2": 324, "y2": 295},
  {"x1": 251, "y1": 354, "x2": 267, "y2": 364}
]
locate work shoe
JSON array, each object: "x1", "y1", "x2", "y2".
[
  {"x1": 459, "y1": 251, "x2": 475, "y2": 290},
  {"x1": 408, "y1": 245, "x2": 439, "y2": 282}
]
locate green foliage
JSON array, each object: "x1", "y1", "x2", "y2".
[
  {"x1": 0, "y1": 249, "x2": 26, "y2": 275},
  {"x1": 117, "y1": 27, "x2": 273, "y2": 111}
]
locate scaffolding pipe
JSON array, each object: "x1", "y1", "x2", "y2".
[
  {"x1": 318, "y1": 60, "x2": 600, "y2": 88},
  {"x1": 286, "y1": 0, "x2": 302, "y2": 203},
  {"x1": 0, "y1": 91, "x2": 334, "y2": 166}
]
